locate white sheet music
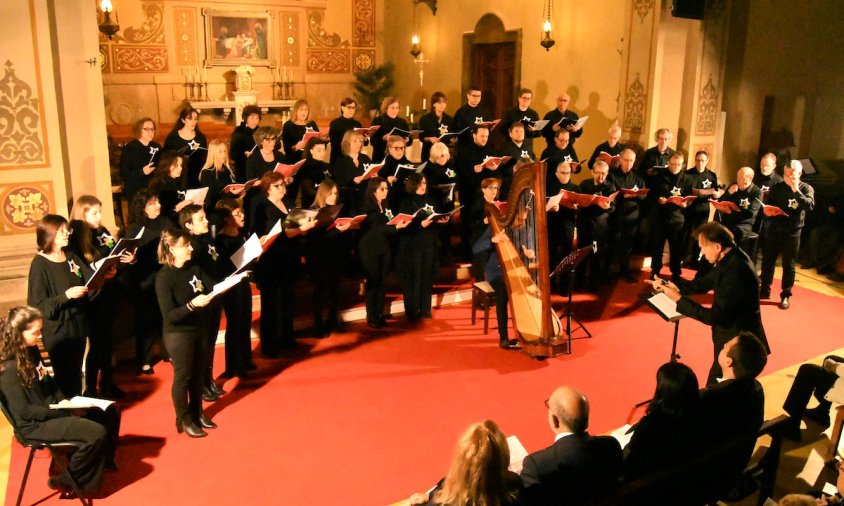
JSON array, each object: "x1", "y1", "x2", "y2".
[
  {"x1": 506, "y1": 435, "x2": 529, "y2": 474},
  {"x1": 647, "y1": 292, "x2": 684, "y2": 322}
]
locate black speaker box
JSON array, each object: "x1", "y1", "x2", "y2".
[{"x1": 672, "y1": 0, "x2": 706, "y2": 20}]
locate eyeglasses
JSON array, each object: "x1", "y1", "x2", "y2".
[
  {"x1": 390, "y1": 146, "x2": 405, "y2": 151},
  {"x1": 344, "y1": 104, "x2": 357, "y2": 109},
  {"x1": 271, "y1": 183, "x2": 284, "y2": 188},
  {"x1": 264, "y1": 136, "x2": 276, "y2": 141},
  {"x1": 468, "y1": 93, "x2": 481, "y2": 98},
  {"x1": 486, "y1": 186, "x2": 499, "y2": 190},
  {"x1": 558, "y1": 171, "x2": 572, "y2": 175}
]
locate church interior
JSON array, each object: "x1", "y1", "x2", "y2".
[{"x1": 1, "y1": 0, "x2": 844, "y2": 504}]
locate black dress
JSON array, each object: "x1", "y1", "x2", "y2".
[
  {"x1": 281, "y1": 120, "x2": 320, "y2": 164},
  {"x1": 305, "y1": 209, "x2": 351, "y2": 334},
  {"x1": 246, "y1": 149, "x2": 284, "y2": 181},
  {"x1": 230, "y1": 122, "x2": 258, "y2": 182},
  {"x1": 149, "y1": 174, "x2": 187, "y2": 225},
  {"x1": 328, "y1": 116, "x2": 362, "y2": 165},
  {"x1": 397, "y1": 193, "x2": 441, "y2": 319},
  {"x1": 199, "y1": 166, "x2": 236, "y2": 211},
  {"x1": 27, "y1": 253, "x2": 92, "y2": 397},
  {"x1": 215, "y1": 232, "x2": 254, "y2": 375},
  {"x1": 163, "y1": 130, "x2": 208, "y2": 187},
  {"x1": 119, "y1": 139, "x2": 161, "y2": 202}
]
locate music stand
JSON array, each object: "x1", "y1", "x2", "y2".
[
  {"x1": 644, "y1": 291, "x2": 687, "y2": 362},
  {"x1": 550, "y1": 244, "x2": 595, "y2": 353}
]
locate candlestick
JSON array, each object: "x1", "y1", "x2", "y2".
[{"x1": 422, "y1": 98, "x2": 427, "y2": 110}]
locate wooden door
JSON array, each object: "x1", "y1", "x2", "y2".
[{"x1": 471, "y1": 42, "x2": 516, "y2": 120}]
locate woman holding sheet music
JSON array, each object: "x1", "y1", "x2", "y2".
[
  {"x1": 380, "y1": 135, "x2": 415, "y2": 211},
  {"x1": 295, "y1": 137, "x2": 331, "y2": 207},
  {"x1": 254, "y1": 173, "x2": 315, "y2": 356},
  {"x1": 199, "y1": 139, "x2": 238, "y2": 210},
  {"x1": 149, "y1": 150, "x2": 190, "y2": 224},
  {"x1": 359, "y1": 177, "x2": 409, "y2": 328},
  {"x1": 125, "y1": 190, "x2": 174, "y2": 375},
  {"x1": 155, "y1": 229, "x2": 215, "y2": 438},
  {"x1": 68, "y1": 195, "x2": 134, "y2": 399},
  {"x1": 213, "y1": 199, "x2": 255, "y2": 378},
  {"x1": 331, "y1": 130, "x2": 372, "y2": 214},
  {"x1": 119, "y1": 117, "x2": 161, "y2": 203},
  {"x1": 246, "y1": 126, "x2": 284, "y2": 181},
  {"x1": 398, "y1": 174, "x2": 442, "y2": 321},
  {"x1": 281, "y1": 99, "x2": 320, "y2": 165},
  {"x1": 163, "y1": 107, "x2": 207, "y2": 187},
  {"x1": 179, "y1": 205, "x2": 225, "y2": 402},
  {"x1": 419, "y1": 92, "x2": 453, "y2": 163},
  {"x1": 328, "y1": 97, "x2": 362, "y2": 165},
  {"x1": 27, "y1": 215, "x2": 94, "y2": 398},
  {"x1": 0, "y1": 305, "x2": 120, "y2": 497},
  {"x1": 370, "y1": 97, "x2": 410, "y2": 162},
  {"x1": 306, "y1": 180, "x2": 352, "y2": 337},
  {"x1": 230, "y1": 105, "x2": 262, "y2": 182}
]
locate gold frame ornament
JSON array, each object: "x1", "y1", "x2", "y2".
[{"x1": 202, "y1": 9, "x2": 276, "y2": 67}]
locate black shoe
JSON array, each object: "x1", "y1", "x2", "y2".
[
  {"x1": 805, "y1": 404, "x2": 832, "y2": 427},
  {"x1": 199, "y1": 412, "x2": 217, "y2": 429},
  {"x1": 179, "y1": 420, "x2": 207, "y2": 438},
  {"x1": 209, "y1": 382, "x2": 226, "y2": 396},
  {"x1": 782, "y1": 420, "x2": 801, "y2": 442},
  {"x1": 367, "y1": 318, "x2": 383, "y2": 329},
  {"x1": 760, "y1": 286, "x2": 771, "y2": 299},
  {"x1": 202, "y1": 386, "x2": 219, "y2": 402},
  {"x1": 779, "y1": 297, "x2": 790, "y2": 310},
  {"x1": 499, "y1": 339, "x2": 519, "y2": 350}
]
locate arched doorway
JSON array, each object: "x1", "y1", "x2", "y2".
[{"x1": 462, "y1": 14, "x2": 521, "y2": 120}]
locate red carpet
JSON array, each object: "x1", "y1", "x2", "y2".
[{"x1": 6, "y1": 273, "x2": 844, "y2": 505}]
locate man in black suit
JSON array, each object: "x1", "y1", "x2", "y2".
[
  {"x1": 609, "y1": 148, "x2": 646, "y2": 282},
  {"x1": 520, "y1": 386, "x2": 622, "y2": 506},
  {"x1": 698, "y1": 331, "x2": 768, "y2": 499},
  {"x1": 453, "y1": 85, "x2": 493, "y2": 152},
  {"x1": 647, "y1": 222, "x2": 769, "y2": 385}
]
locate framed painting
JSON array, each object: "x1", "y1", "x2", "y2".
[{"x1": 203, "y1": 9, "x2": 276, "y2": 67}]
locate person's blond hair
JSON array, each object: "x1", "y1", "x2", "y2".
[
  {"x1": 200, "y1": 139, "x2": 234, "y2": 179},
  {"x1": 433, "y1": 420, "x2": 516, "y2": 506}
]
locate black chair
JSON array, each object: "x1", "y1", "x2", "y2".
[{"x1": 0, "y1": 393, "x2": 91, "y2": 506}]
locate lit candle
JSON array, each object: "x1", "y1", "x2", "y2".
[
  {"x1": 410, "y1": 113, "x2": 414, "y2": 124},
  {"x1": 422, "y1": 98, "x2": 427, "y2": 110},
  {"x1": 188, "y1": 68, "x2": 193, "y2": 84},
  {"x1": 406, "y1": 106, "x2": 410, "y2": 117}
]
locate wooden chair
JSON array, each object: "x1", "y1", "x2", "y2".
[
  {"x1": 471, "y1": 281, "x2": 496, "y2": 334},
  {"x1": 0, "y1": 393, "x2": 92, "y2": 506}
]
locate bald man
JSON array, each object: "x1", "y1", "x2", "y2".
[
  {"x1": 541, "y1": 92, "x2": 584, "y2": 149},
  {"x1": 718, "y1": 167, "x2": 762, "y2": 249},
  {"x1": 521, "y1": 386, "x2": 622, "y2": 506},
  {"x1": 587, "y1": 125, "x2": 625, "y2": 170}
]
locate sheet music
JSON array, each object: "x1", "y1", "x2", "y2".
[
  {"x1": 506, "y1": 435, "x2": 529, "y2": 474},
  {"x1": 647, "y1": 292, "x2": 684, "y2": 322},
  {"x1": 546, "y1": 192, "x2": 564, "y2": 211},
  {"x1": 231, "y1": 234, "x2": 262, "y2": 273},
  {"x1": 610, "y1": 424, "x2": 635, "y2": 449}
]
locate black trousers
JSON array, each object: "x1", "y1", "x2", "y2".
[
  {"x1": 43, "y1": 329, "x2": 85, "y2": 398},
  {"x1": 760, "y1": 226, "x2": 801, "y2": 298},
  {"x1": 86, "y1": 284, "x2": 118, "y2": 393},
  {"x1": 650, "y1": 219, "x2": 685, "y2": 278},
  {"x1": 361, "y1": 250, "x2": 390, "y2": 322},
  {"x1": 611, "y1": 213, "x2": 640, "y2": 274},
  {"x1": 258, "y1": 277, "x2": 295, "y2": 356},
  {"x1": 311, "y1": 255, "x2": 343, "y2": 329},
  {"x1": 490, "y1": 277, "x2": 510, "y2": 342},
  {"x1": 25, "y1": 415, "x2": 106, "y2": 492},
  {"x1": 163, "y1": 329, "x2": 207, "y2": 423},
  {"x1": 204, "y1": 300, "x2": 223, "y2": 384},
  {"x1": 222, "y1": 280, "x2": 253, "y2": 374},
  {"x1": 399, "y1": 240, "x2": 437, "y2": 319},
  {"x1": 782, "y1": 356, "x2": 841, "y2": 420},
  {"x1": 133, "y1": 286, "x2": 162, "y2": 366}
]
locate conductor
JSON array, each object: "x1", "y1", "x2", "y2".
[{"x1": 646, "y1": 222, "x2": 769, "y2": 385}]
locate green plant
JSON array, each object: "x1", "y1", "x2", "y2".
[{"x1": 353, "y1": 63, "x2": 396, "y2": 117}]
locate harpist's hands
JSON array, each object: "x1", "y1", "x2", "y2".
[
  {"x1": 65, "y1": 286, "x2": 88, "y2": 299},
  {"x1": 491, "y1": 231, "x2": 508, "y2": 244},
  {"x1": 191, "y1": 294, "x2": 213, "y2": 308}
]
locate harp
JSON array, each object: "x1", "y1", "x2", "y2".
[{"x1": 485, "y1": 161, "x2": 568, "y2": 357}]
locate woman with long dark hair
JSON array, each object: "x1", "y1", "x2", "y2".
[
  {"x1": 418, "y1": 92, "x2": 453, "y2": 163},
  {"x1": 119, "y1": 117, "x2": 161, "y2": 203},
  {"x1": 359, "y1": 177, "x2": 408, "y2": 328},
  {"x1": 164, "y1": 106, "x2": 207, "y2": 187},
  {"x1": 230, "y1": 104, "x2": 262, "y2": 182},
  {"x1": 149, "y1": 149, "x2": 190, "y2": 223},
  {"x1": 0, "y1": 305, "x2": 120, "y2": 498},
  {"x1": 155, "y1": 229, "x2": 215, "y2": 437},
  {"x1": 125, "y1": 190, "x2": 174, "y2": 374},
  {"x1": 27, "y1": 215, "x2": 93, "y2": 397},
  {"x1": 328, "y1": 97, "x2": 362, "y2": 165}
]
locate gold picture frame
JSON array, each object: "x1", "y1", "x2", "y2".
[{"x1": 203, "y1": 9, "x2": 276, "y2": 67}]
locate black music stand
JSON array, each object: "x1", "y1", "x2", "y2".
[
  {"x1": 644, "y1": 291, "x2": 687, "y2": 362},
  {"x1": 550, "y1": 244, "x2": 595, "y2": 353}
]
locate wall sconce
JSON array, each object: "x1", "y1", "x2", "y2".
[
  {"x1": 98, "y1": 0, "x2": 120, "y2": 40},
  {"x1": 410, "y1": 34, "x2": 423, "y2": 59},
  {"x1": 541, "y1": 0, "x2": 555, "y2": 51}
]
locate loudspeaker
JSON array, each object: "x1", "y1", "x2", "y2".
[{"x1": 672, "y1": 0, "x2": 705, "y2": 20}]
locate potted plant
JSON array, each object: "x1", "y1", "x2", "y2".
[{"x1": 353, "y1": 62, "x2": 395, "y2": 119}]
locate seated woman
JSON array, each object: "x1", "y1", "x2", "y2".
[
  {"x1": 624, "y1": 361, "x2": 701, "y2": 483},
  {"x1": 408, "y1": 420, "x2": 522, "y2": 506},
  {"x1": 0, "y1": 305, "x2": 120, "y2": 498}
]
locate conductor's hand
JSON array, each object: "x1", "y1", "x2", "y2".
[
  {"x1": 191, "y1": 294, "x2": 213, "y2": 308},
  {"x1": 645, "y1": 277, "x2": 680, "y2": 301},
  {"x1": 65, "y1": 286, "x2": 88, "y2": 299}
]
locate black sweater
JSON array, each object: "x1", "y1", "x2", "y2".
[
  {"x1": 230, "y1": 123, "x2": 258, "y2": 182},
  {"x1": 119, "y1": 139, "x2": 161, "y2": 200},
  {"x1": 155, "y1": 264, "x2": 213, "y2": 332},
  {"x1": 281, "y1": 121, "x2": 319, "y2": 164},
  {"x1": 27, "y1": 253, "x2": 92, "y2": 341},
  {"x1": 328, "y1": 116, "x2": 362, "y2": 165}
]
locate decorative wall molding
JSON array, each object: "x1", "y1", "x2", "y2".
[
  {"x1": 307, "y1": 9, "x2": 349, "y2": 48},
  {"x1": 633, "y1": 0, "x2": 654, "y2": 23},
  {"x1": 280, "y1": 11, "x2": 301, "y2": 67},
  {"x1": 306, "y1": 49, "x2": 350, "y2": 73},
  {"x1": 0, "y1": 61, "x2": 45, "y2": 166},
  {"x1": 623, "y1": 74, "x2": 645, "y2": 133},
  {"x1": 122, "y1": 1, "x2": 166, "y2": 45},
  {"x1": 99, "y1": 45, "x2": 110, "y2": 73},
  {"x1": 352, "y1": 49, "x2": 375, "y2": 73},
  {"x1": 352, "y1": 0, "x2": 375, "y2": 47},
  {"x1": 112, "y1": 46, "x2": 168, "y2": 73},
  {"x1": 0, "y1": 182, "x2": 53, "y2": 234},
  {"x1": 173, "y1": 7, "x2": 198, "y2": 67},
  {"x1": 696, "y1": 76, "x2": 718, "y2": 135}
]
